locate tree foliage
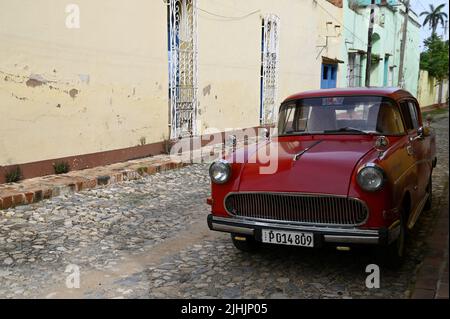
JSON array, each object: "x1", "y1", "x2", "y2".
[
  {"x1": 420, "y1": 34, "x2": 449, "y2": 81},
  {"x1": 420, "y1": 3, "x2": 448, "y2": 35}
]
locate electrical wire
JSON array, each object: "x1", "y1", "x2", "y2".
[
  {"x1": 198, "y1": 1, "x2": 364, "y2": 46},
  {"x1": 196, "y1": 7, "x2": 260, "y2": 20}
]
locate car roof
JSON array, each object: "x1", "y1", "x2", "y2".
[{"x1": 283, "y1": 87, "x2": 414, "y2": 103}]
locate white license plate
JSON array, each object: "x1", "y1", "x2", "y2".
[{"x1": 261, "y1": 229, "x2": 314, "y2": 247}]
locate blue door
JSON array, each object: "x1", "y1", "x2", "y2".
[{"x1": 321, "y1": 63, "x2": 337, "y2": 89}]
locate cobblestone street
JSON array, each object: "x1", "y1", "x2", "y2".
[{"x1": 0, "y1": 113, "x2": 448, "y2": 299}]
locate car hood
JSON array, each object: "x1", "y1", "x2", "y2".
[{"x1": 237, "y1": 137, "x2": 376, "y2": 196}]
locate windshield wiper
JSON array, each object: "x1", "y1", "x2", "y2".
[{"x1": 323, "y1": 127, "x2": 371, "y2": 135}]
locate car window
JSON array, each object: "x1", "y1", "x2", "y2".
[
  {"x1": 367, "y1": 103, "x2": 405, "y2": 135},
  {"x1": 408, "y1": 101, "x2": 419, "y2": 129},
  {"x1": 277, "y1": 96, "x2": 405, "y2": 136},
  {"x1": 335, "y1": 104, "x2": 366, "y2": 120},
  {"x1": 400, "y1": 101, "x2": 414, "y2": 131},
  {"x1": 279, "y1": 102, "x2": 296, "y2": 133},
  {"x1": 278, "y1": 102, "x2": 310, "y2": 133}
]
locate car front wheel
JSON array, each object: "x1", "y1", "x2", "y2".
[{"x1": 378, "y1": 212, "x2": 406, "y2": 269}]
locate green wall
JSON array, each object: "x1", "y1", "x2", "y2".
[{"x1": 340, "y1": 0, "x2": 420, "y2": 96}]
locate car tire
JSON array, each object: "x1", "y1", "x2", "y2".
[
  {"x1": 424, "y1": 174, "x2": 432, "y2": 211},
  {"x1": 231, "y1": 234, "x2": 260, "y2": 252},
  {"x1": 378, "y1": 212, "x2": 406, "y2": 269}
]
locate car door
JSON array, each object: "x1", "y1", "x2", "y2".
[
  {"x1": 399, "y1": 99, "x2": 427, "y2": 227},
  {"x1": 407, "y1": 100, "x2": 430, "y2": 199}
]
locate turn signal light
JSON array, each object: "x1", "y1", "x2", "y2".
[{"x1": 336, "y1": 246, "x2": 351, "y2": 251}]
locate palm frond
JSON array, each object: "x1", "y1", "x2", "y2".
[
  {"x1": 435, "y1": 3, "x2": 446, "y2": 13},
  {"x1": 437, "y1": 15, "x2": 446, "y2": 29}
]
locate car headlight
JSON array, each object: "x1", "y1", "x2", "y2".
[
  {"x1": 357, "y1": 164, "x2": 385, "y2": 192},
  {"x1": 209, "y1": 160, "x2": 231, "y2": 184}
]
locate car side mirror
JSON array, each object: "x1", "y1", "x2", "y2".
[
  {"x1": 410, "y1": 126, "x2": 426, "y2": 142},
  {"x1": 417, "y1": 126, "x2": 424, "y2": 137}
]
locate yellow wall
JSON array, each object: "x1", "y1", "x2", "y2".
[
  {"x1": 197, "y1": 0, "x2": 342, "y2": 132},
  {"x1": 0, "y1": 0, "x2": 169, "y2": 166},
  {"x1": 0, "y1": 0, "x2": 342, "y2": 166},
  {"x1": 417, "y1": 70, "x2": 437, "y2": 107},
  {"x1": 417, "y1": 70, "x2": 449, "y2": 108}
]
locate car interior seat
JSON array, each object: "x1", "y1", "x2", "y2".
[
  {"x1": 368, "y1": 103, "x2": 403, "y2": 134},
  {"x1": 308, "y1": 107, "x2": 337, "y2": 132}
]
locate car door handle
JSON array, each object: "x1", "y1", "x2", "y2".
[{"x1": 406, "y1": 144, "x2": 414, "y2": 156}]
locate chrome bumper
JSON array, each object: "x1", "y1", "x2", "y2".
[{"x1": 207, "y1": 215, "x2": 397, "y2": 245}]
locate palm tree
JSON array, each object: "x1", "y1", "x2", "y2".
[{"x1": 420, "y1": 3, "x2": 448, "y2": 35}]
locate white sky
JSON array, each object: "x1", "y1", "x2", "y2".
[{"x1": 409, "y1": 0, "x2": 449, "y2": 51}]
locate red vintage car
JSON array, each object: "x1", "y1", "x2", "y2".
[{"x1": 207, "y1": 88, "x2": 437, "y2": 265}]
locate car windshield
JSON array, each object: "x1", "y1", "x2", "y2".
[{"x1": 277, "y1": 96, "x2": 406, "y2": 136}]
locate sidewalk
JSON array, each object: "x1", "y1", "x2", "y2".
[
  {"x1": 411, "y1": 188, "x2": 449, "y2": 299},
  {"x1": 0, "y1": 136, "x2": 258, "y2": 211},
  {"x1": 0, "y1": 154, "x2": 186, "y2": 210}
]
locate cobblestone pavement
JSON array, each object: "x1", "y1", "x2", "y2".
[{"x1": 0, "y1": 114, "x2": 448, "y2": 299}]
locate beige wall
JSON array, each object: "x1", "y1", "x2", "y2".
[
  {"x1": 0, "y1": 0, "x2": 342, "y2": 166},
  {"x1": 197, "y1": 0, "x2": 342, "y2": 133},
  {"x1": 0, "y1": 0, "x2": 169, "y2": 166},
  {"x1": 417, "y1": 70, "x2": 449, "y2": 108}
]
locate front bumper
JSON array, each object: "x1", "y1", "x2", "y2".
[{"x1": 207, "y1": 215, "x2": 398, "y2": 246}]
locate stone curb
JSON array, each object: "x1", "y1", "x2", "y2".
[
  {"x1": 0, "y1": 137, "x2": 259, "y2": 211},
  {"x1": 0, "y1": 156, "x2": 188, "y2": 211}
]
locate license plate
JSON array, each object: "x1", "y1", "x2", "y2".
[{"x1": 261, "y1": 229, "x2": 314, "y2": 247}]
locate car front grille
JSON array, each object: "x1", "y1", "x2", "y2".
[{"x1": 224, "y1": 193, "x2": 368, "y2": 226}]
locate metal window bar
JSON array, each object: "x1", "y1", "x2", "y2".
[
  {"x1": 260, "y1": 14, "x2": 280, "y2": 126},
  {"x1": 168, "y1": 0, "x2": 198, "y2": 139},
  {"x1": 347, "y1": 52, "x2": 362, "y2": 87}
]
